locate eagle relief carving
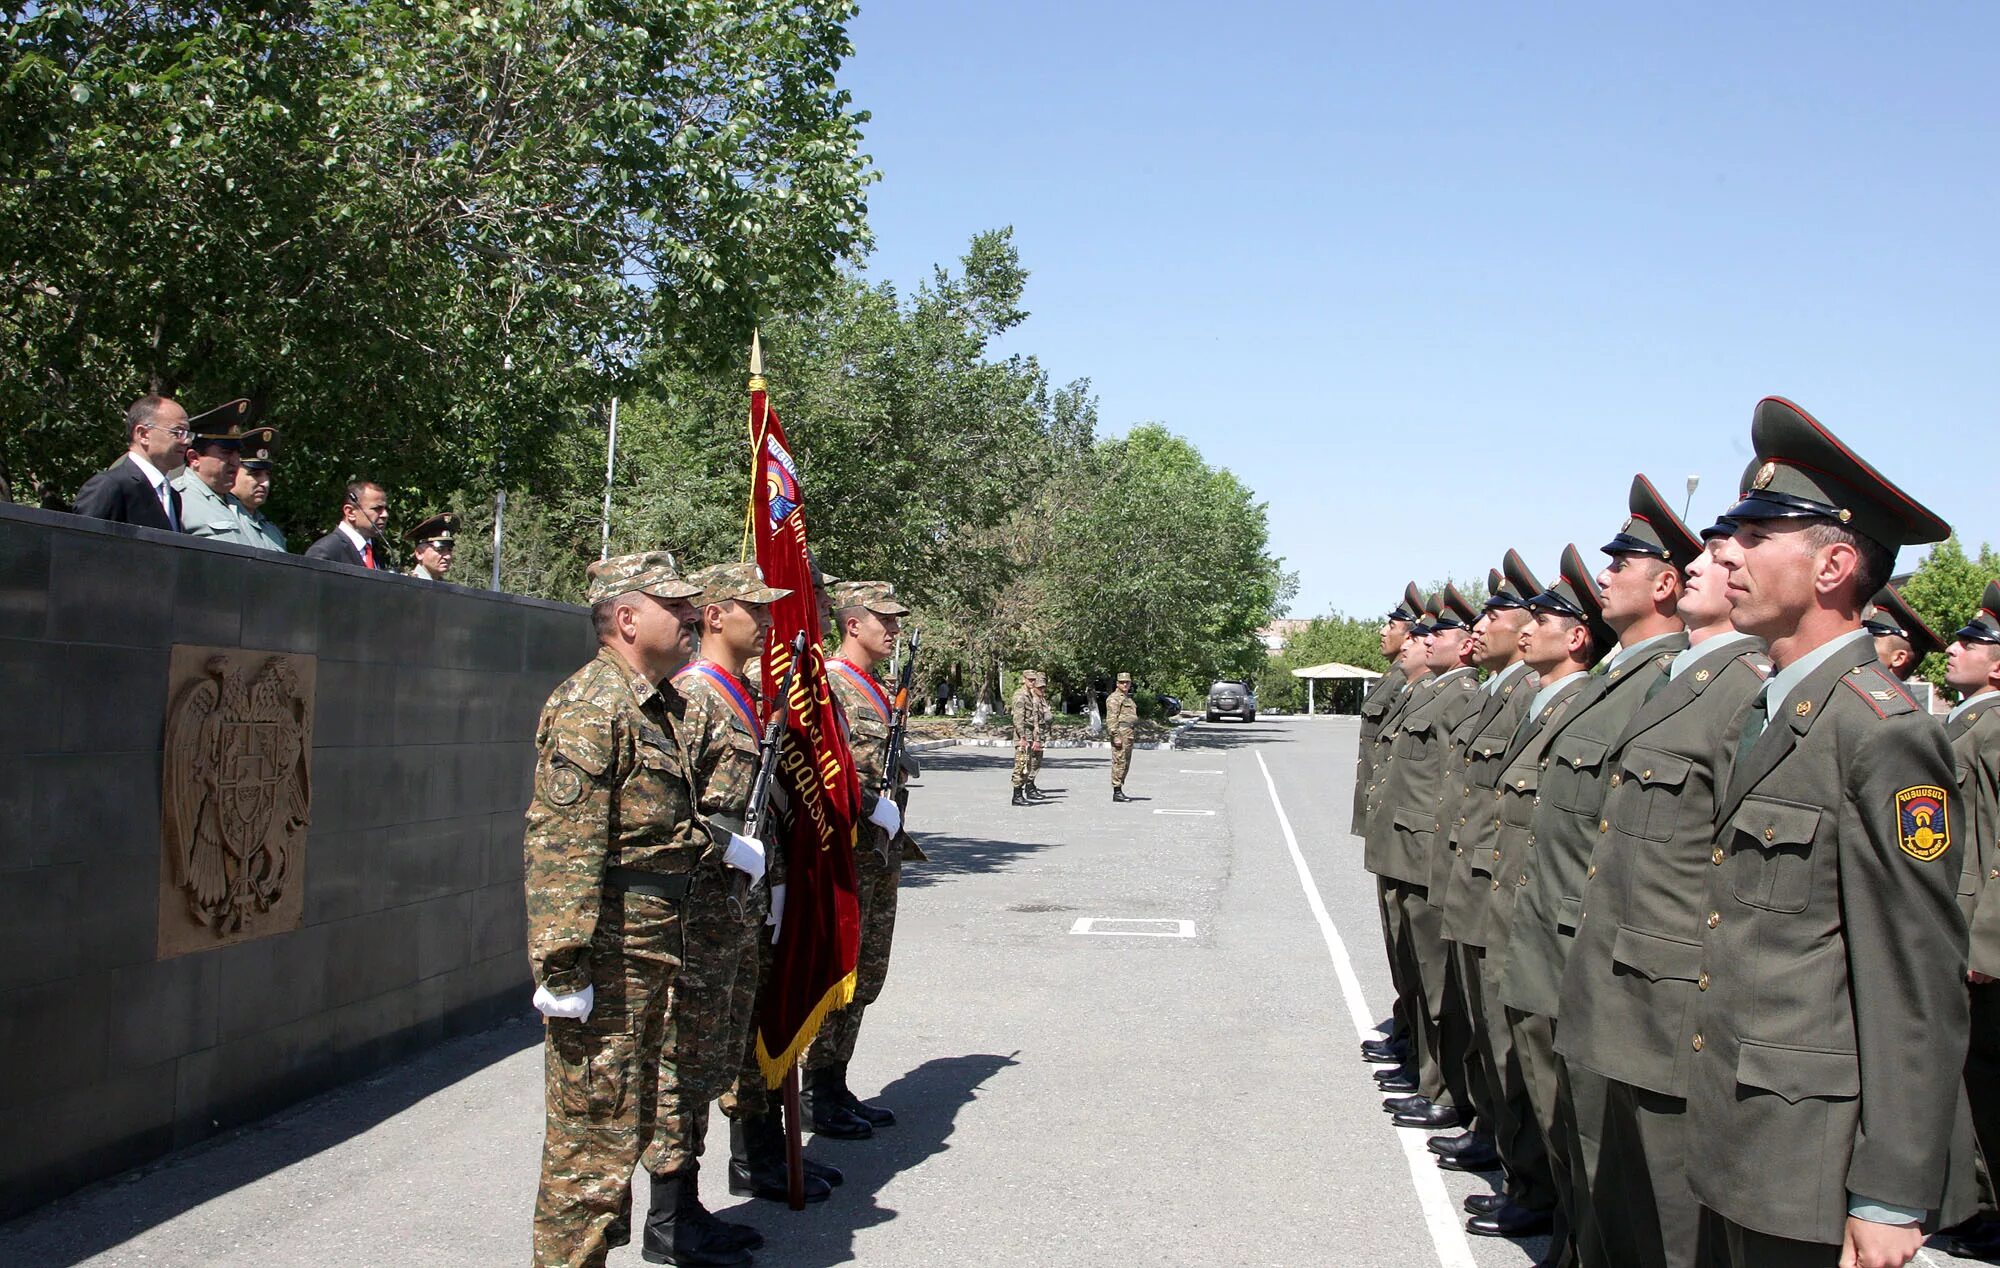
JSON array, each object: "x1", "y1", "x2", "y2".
[{"x1": 158, "y1": 647, "x2": 315, "y2": 956}]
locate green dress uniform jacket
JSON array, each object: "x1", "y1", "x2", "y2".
[
  {"x1": 170, "y1": 469, "x2": 259, "y2": 546},
  {"x1": 1374, "y1": 667, "x2": 1484, "y2": 888},
  {"x1": 1485, "y1": 675, "x2": 1604, "y2": 973},
  {"x1": 1441, "y1": 666, "x2": 1537, "y2": 946},
  {"x1": 1352, "y1": 666, "x2": 1409, "y2": 835},
  {"x1": 1951, "y1": 696, "x2": 2000, "y2": 973},
  {"x1": 1556, "y1": 634, "x2": 1768, "y2": 1096},
  {"x1": 1687, "y1": 635, "x2": 1973, "y2": 1244},
  {"x1": 1362, "y1": 671, "x2": 1436, "y2": 866},
  {"x1": 1500, "y1": 635, "x2": 1685, "y2": 1020}
]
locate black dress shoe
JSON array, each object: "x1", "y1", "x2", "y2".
[
  {"x1": 1463, "y1": 1192, "x2": 1506, "y2": 1216},
  {"x1": 1466, "y1": 1201, "x2": 1556, "y2": 1238},
  {"x1": 1427, "y1": 1130, "x2": 1482, "y2": 1156},
  {"x1": 1381, "y1": 1093, "x2": 1430, "y2": 1115},
  {"x1": 1360, "y1": 1037, "x2": 1409, "y2": 1061},
  {"x1": 1437, "y1": 1141, "x2": 1502, "y2": 1171},
  {"x1": 1375, "y1": 1071, "x2": 1418, "y2": 1093},
  {"x1": 1392, "y1": 1102, "x2": 1463, "y2": 1130}
]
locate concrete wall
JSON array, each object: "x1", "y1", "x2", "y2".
[{"x1": 0, "y1": 502, "x2": 591, "y2": 1218}]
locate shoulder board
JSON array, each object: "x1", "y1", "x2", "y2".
[{"x1": 1837, "y1": 664, "x2": 1916, "y2": 719}]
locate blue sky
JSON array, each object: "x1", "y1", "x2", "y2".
[{"x1": 840, "y1": 2, "x2": 1998, "y2": 618}]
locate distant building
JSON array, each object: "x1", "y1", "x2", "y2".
[{"x1": 1258, "y1": 618, "x2": 1311, "y2": 653}]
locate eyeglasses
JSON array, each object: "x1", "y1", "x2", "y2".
[{"x1": 145, "y1": 424, "x2": 191, "y2": 441}]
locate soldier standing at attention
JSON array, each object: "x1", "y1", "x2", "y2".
[
  {"x1": 523, "y1": 551, "x2": 709, "y2": 1268},
  {"x1": 232, "y1": 437, "x2": 287, "y2": 552},
  {"x1": 405, "y1": 512, "x2": 458, "y2": 581},
  {"x1": 1690, "y1": 397, "x2": 1966, "y2": 1268},
  {"x1": 1555, "y1": 514, "x2": 1769, "y2": 1268},
  {"x1": 1936, "y1": 581, "x2": 2000, "y2": 1263},
  {"x1": 636, "y1": 560, "x2": 794, "y2": 1265},
  {"x1": 1358, "y1": 582, "x2": 1424, "y2": 1068},
  {"x1": 1501, "y1": 477, "x2": 1694, "y2": 1268},
  {"x1": 1470, "y1": 547, "x2": 1607, "y2": 1248},
  {"x1": 806, "y1": 581, "x2": 912, "y2": 1139},
  {"x1": 1025, "y1": 672, "x2": 1053, "y2": 798},
  {"x1": 1010, "y1": 671, "x2": 1044, "y2": 805},
  {"x1": 1105, "y1": 672, "x2": 1140, "y2": 801},
  {"x1": 1863, "y1": 583, "x2": 1943, "y2": 683}
]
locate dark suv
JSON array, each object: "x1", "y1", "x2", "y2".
[{"x1": 1205, "y1": 680, "x2": 1257, "y2": 723}]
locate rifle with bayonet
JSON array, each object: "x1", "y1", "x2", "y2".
[
  {"x1": 744, "y1": 631, "x2": 808, "y2": 843},
  {"x1": 877, "y1": 629, "x2": 927, "y2": 863}
]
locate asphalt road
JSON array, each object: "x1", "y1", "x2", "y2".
[{"x1": 0, "y1": 717, "x2": 1956, "y2": 1267}]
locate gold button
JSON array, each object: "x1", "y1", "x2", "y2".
[
  {"x1": 1516, "y1": 779, "x2": 1526, "y2": 789},
  {"x1": 1698, "y1": 973, "x2": 1710, "y2": 991},
  {"x1": 1540, "y1": 759, "x2": 1549, "y2": 770},
  {"x1": 1492, "y1": 849, "x2": 1502, "y2": 860},
  {"x1": 1642, "y1": 769, "x2": 1653, "y2": 780},
  {"x1": 1458, "y1": 817, "x2": 1467, "y2": 826},
  {"x1": 1587, "y1": 865, "x2": 1597, "y2": 879},
  {"x1": 1599, "y1": 819, "x2": 1609, "y2": 833},
  {"x1": 1519, "y1": 874, "x2": 1528, "y2": 885},
  {"x1": 1610, "y1": 773, "x2": 1622, "y2": 787},
  {"x1": 1712, "y1": 848, "x2": 1725, "y2": 866},
  {"x1": 1706, "y1": 911, "x2": 1720, "y2": 929},
  {"x1": 1991, "y1": 869, "x2": 1999, "y2": 880},
  {"x1": 1533, "y1": 795, "x2": 1541, "y2": 806},
  {"x1": 1763, "y1": 827, "x2": 1775, "y2": 842},
  {"x1": 1691, "y1": 1034, "x2": 1704, "y2": 1052},
  {"x1": 1492, "y1": 880, "x2": 1501, "y2": 891}
]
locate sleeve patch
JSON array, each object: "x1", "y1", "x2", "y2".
[
  {"x1": 544, "y1": 762, "x2": 587, "y2": 807},
  {"x1": 1896, "y1": 785, "x2": 1952, "y2": 861}
]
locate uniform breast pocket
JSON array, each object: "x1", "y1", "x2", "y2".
[
  {"x1": 1727, "y1": 796, "x2": 1822, "y2": 914},
  {"x1": 1392, "y1": 715, "x2": 1436, "y2": 761},
  {"x1": 1499, "y1": 767, "x2": 1540, "y2": 830},
  {"x1": 1545, "y1": 735, "x2": 1610, "y2": 813},
  {"x1": 1606, "y1": 747, "x2": 1694, "y2": 844}
]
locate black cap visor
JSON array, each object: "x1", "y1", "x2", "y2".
[
  {"x1": 1956, "y1": 620, "x2": 2000, "y2": 646},
  {"x1": 1724, "y1": 489, "x2": 1847, "y2": 524},
  {"x1": 1600, "y1": 532, "x2": 1669, "y2": 560}
]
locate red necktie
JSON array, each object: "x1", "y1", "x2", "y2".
[{"x1": 363, "y1": 543, "x2": 376, "y2": 569}]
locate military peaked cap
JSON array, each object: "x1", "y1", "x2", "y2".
[
  {"x1": 1956, "y1": 580, "x2": 2000, "y2": 646},
  {"x1": 405, "y1": 512, "x2": 458, "y2": 547},
  {"x1": 1863, "y1": 583, "x2": 1945, "y2": 661},
  {"x1": 586, "y1": 551, "x2": 702, "y2": 605},
  {"x1": 1527, "y1": 543, "x2": 1614, "y2": 662},
  {"x1": 1724, "y1": 397, "x2": 1950, "y2": 550},
  {"x1": 1486, "y1": 548, "x2": 1543, "y2": 611},
  {"x1": 1433, "y1": 583, "x2": 1477, "y2": 631},
  {"x1": 186, "y1": 395, "x2": 273, "y2": 452},
  {"x1": 1389, "y1": 581, "x2": 1424, "y2": 624},
  {"x1": 1410, "y1": 591, "x2": 1441, "y2": 637},
  {"x1": 1602, "y1": 473, "x2": 1701, "y2": 570},
  {"x1": 1486, "y1": 568, "x2": 1507, "y2": 606},
  {"x1": 688, "y1": 560, "x2": 790, "y2": 607}
]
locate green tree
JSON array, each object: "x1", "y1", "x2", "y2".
[
  {"x1": 1902, "y1": 534, "x2": 2000, "y2": 693},
  {"x1": 0, "y1": 0, "x2": 874, "y2": 536},
  {"x1": 1258, "y1": 615, "x2": 1389, "y2": 713}
]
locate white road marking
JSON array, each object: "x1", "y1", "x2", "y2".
[
  {"x1": 1069, "y1": 918, "x2": 1197, "y2": 938},
  {"x1": 1178, "y1": 768, "x2": 1225, "y2": 774},
  {"x1": 1152, "y1": 808, "x2": 1216, "y2": 816},
  {"x1": 1256, "y1": 750, "x2": 1478, "y2": 1268}
]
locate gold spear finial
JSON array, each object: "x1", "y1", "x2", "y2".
[{"x1": 748, "y1": 329, "x2": 766, "y2": 393}]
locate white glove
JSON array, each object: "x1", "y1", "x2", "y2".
[
  {"x1": 724, "y1": 832, "x2": 767, "y2": 883},
  {"x1": 767, "y1": 883, "x2": 786, "y2": 944},
  {"x1": 867, "y1": 796, "x2": 903, "y2": 836},
  {"x1": 533, "y1": 983, "x2": 594, "y2": 1022}
]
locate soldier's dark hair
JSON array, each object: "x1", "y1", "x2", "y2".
[
  {"x1": 834, "y1": 603, "x2": 867, "y2": 630},
  {"x1": 125, "y1": 395, "x2": 178, "y2": 442},
  {"x1": 1802, "y1": 522, "x2": 1893, "y2": 607},
  {"x1": 591, "y1": 598, "x2": 622, "y2": 640}
]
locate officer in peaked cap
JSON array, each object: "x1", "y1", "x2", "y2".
[
  {"x1": 1525, "y1": 545, "x2": 1616, "y2": 666},
  {"x1": 1358, "y1": 582, "x2": 1430, "y2": 1069},
  {"x1": 231, "y1": 431, "x2": 287, "y2": 552},
  {"x1": 406, "y1": 512, "x2": 460, "y2": 582},
  {"x1": 170, "y1": 403, "x2": 279, "y2": 548},
  {"x1": 1863, "y1": 582, "x2": 1943, "y2": 682},
  {"x1": 1690, "y1": 397, "x2": 1968, "y2": 1267},
  {"x1": 1943, "y1": 578, "x2": 2000, "y2": 1264}
]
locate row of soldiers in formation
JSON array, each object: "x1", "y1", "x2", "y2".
[
  {"x1": 521, "y1": 552, "x2": 918, "y2": 1268},
  {"x1": 1352, "y1": 395, "x2": 2000, "y2": 1268},
  {"x1": 66, "y1": 393, "x2": 459, "y2": 576},
  {"x1": 1007, "y1": 670, "x2": 1143, "y2": 804}
]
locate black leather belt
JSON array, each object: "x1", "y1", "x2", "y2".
[{"x1": 604, "y1": 866, "x2": 692, "y2": 901}]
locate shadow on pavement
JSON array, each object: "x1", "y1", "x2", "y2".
[
  {"x1": 0, "y1": 1016, "x2": 543, "y2": 1267},
  {"x1": 897, "y1": 833, "x2": 1058, "y2": 890},
  {"x1": 1174, "y1": 722, "x2": 1288, "y2": 751},
  {"x1": 733, "y1": 1052, "x2": 1021, "y2": 1266}
]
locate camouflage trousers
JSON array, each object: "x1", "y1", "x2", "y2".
[
  {"x1": 532, "y1": 899, "x2": 683, "y2": 1268},
  {"x1": 1011, "y1": 744, "x2": 1035, "y2": 787},
  {"x1": 720, "y1": 934, "x2": 781, "y2": 1121},
  {"x1": 643, "y1": 873, "x2": 765, "y2": 1177},
  {"x1": 1110, "y1": 733, "x2": 1135, "y2": 786},
  {"x1": 1027, "y1": 747, "x2": 1044, "y2": 780},
  {"x1": 807, "y1": 830, "x2": 902, "y2": 1069}
]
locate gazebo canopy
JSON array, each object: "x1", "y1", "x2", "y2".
[{"x1": 1291, "y1": 662, "x2": 1383, "y2": 680}]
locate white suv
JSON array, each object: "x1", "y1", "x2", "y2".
[{"x1": 1205, "y1": 681, "x2": 1257, "y2": 723}]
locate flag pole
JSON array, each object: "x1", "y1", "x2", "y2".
[{"x1": 783, "y1": 1063, "x2": 805, "y2": 1210}]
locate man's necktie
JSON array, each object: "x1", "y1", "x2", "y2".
[
  {"x1": 160, "y1": 483, "x2": 179, "y2": 531},
  {"x1": 1735, "y1": 692, "x2": 1770, "y2": 767},
  {"x1": 362, "y1": 542, "x2": 376, "y2": 569}
]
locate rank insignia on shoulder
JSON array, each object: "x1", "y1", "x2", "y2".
[
  {"x1": 1870, "y1": 690, "x2": 1896, "y2": 701},
  {"x1": 1896, "y1": 785, "x2": 1952, "y2": 861}
]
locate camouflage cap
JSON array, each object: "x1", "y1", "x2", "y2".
[
  {"x1": 829, "y1": 580, "x2": 910, "y2": 616},
  {"x1": 1116, "y1": 672, "x2": 1132, "y2": 683},
  {"x1": 585, "y1": 550, "x2": 702, "y2": 605},
  {"x1": 687, "y1": 560, "x2": 790, "y2": 607}
]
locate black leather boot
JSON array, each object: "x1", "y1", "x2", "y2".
[
  {"x1": 1112, "y1": 786, "x2": 1131, "y2": 802},
  {"x1": 1012, "y1": 786, "x2": 1028, "y2": 806},
  {"x1": 727, "y1": 1112, "x2": 831, "y2": 1204},
  {"x1": 1025, "y1": 781, "x2": 1047, "y2": 801},
  {"x1": 829, "y1": 1061, "x2": 894, "y2": 1128},
  {"x1": 640, "y1": 1170, "x2": 753, "y2": 1266},
  {"x1": 802, "y1": 1065, "x2": 873, "y2": 1139}
]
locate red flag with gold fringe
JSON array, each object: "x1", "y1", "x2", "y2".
[{"x1": 749, "y1": 339, "x2": 862, "y2": 1086}]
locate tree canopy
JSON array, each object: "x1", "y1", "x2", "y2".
[{"x1": 1901, "y1": 534, "x2": 2000, "y2": 696}]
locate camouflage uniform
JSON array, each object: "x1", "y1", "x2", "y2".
[
  {"x1": 526, "y1": 588, "x2": 707, "y2": 1268},
  {"x1": 1105, "y1": 676, "x2": 1140, "y2": 789},
  {"x1": 814, "y1": 652, "x2": 902, "y2": 1067},
  {"x1": 1010, "y1": 677, "x2": 1043, "y2": 788},
  {"x1": 1028, "y1": 676, "x2": 1052, "y2": 783}
]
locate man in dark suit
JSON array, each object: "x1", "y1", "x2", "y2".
[
  {"x1": 72, "y1": 395, "x2": 192, "y2": 531},
  {"x1": 304, "y1": 480, "x2": 393, "y2": 570}
]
